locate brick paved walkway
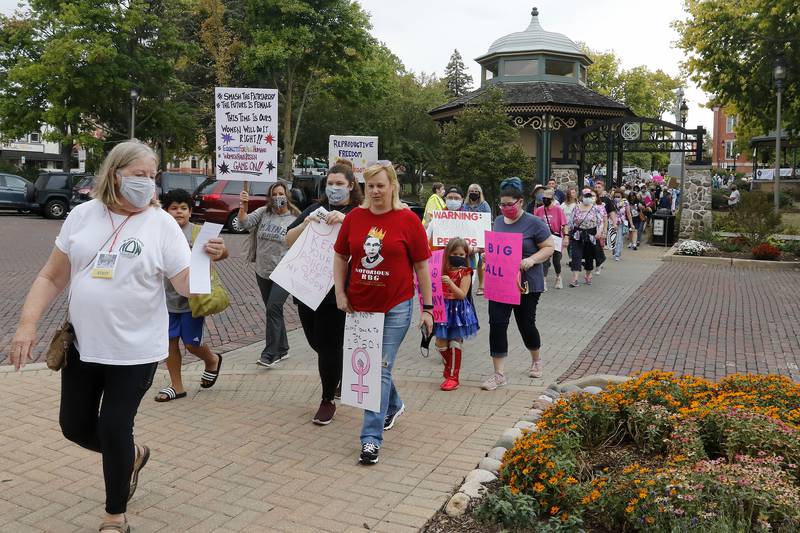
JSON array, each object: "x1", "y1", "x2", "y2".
[
  {"x1": 560, "y1": 262, "x2": 800, "y2": 382},
  {"x1": 0, "y1": 214, "x2": 298, "y2": 364}
]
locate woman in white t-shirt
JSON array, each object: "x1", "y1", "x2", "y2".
[{"x1": 8, "y1": 141, "x2": 225, "y2": 533}]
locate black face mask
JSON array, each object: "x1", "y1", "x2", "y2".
[
  {"x1": 542, "y1": 198, "x2": 552, "y2": 206},
  {"x1": 468, "y1": 192, "x2": 480, "y2": 201},
  {"x1": 449, "y1": 256, "x2": 467, "y2": 268}
]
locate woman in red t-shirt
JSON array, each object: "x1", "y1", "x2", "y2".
[{"x1": 333, "y1": 162, "x2": 433, "y2": 466}]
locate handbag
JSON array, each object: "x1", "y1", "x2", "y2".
[
  {"x1": 189, "y1": 269, "x2": 231, "y2": 317},
  {"x1": 45, "y1": 320, "x2": 74, "y2": 371},
  {"x1": 187, "y1": 223, "x2": 231, "y2": 317}
]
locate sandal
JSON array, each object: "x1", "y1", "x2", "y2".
[
  {"x1": 200, "y1": 354, "x2": 223, "y2": 389},
  {"x1": 476, "y1": 287, "x2": 484, "y2": 296},
  {"x1": 569, "y1": 281, "x2": 580, "y2": 288},
  {"x1": 99, "y1": 518, "x2": 130, "y2": 533},
  {"x1": 128, "y1": 445, "x2": 149, "y2": 502},
  {"x1": 154, "y1": 387, "x2": 187, "y2": 402}
]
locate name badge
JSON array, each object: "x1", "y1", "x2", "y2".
[{"x1": 91, "y1": 252, "x2": 119, "y2": 279}]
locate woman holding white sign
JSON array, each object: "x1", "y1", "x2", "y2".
[
  {"x1": 7, "y1": 141, "x2": 222, "y2": 533},
  {"x1": 333, "y1": 161, "x2": 433, "y2": 465},
  {"x1": 285, "y1": 163, "x2": 363, "y2": 426},
  {"x1": 238, "y1": 180, "x2": 299, "y2": 367}
]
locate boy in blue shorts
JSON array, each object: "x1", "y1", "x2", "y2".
[{"x1": 155, "y1": 189, "x2": 228, "y2": 402}]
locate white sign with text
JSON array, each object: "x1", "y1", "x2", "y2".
[
  {"x1": 341, "y1": 312, "x2": 384, "y2": 413},
  {"x1": 328, "y1": 135, "x2": 378, "y2": 183}
]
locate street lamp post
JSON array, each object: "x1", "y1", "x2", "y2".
[
  {"x1": 130, "y1": 87, "x2": 140, "y2": 139},
  {"x1": 773, "y1": 57, "x2": 786, "y2": 214},
  {"x1": 678, "y1": 100, "x2": 689, "y2": 213}
]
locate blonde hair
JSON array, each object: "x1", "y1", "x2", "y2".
[
  {"x1": 92, "y1": 140, "x2": 159, "y2": 208},
  {"x1": 362, "y1": 162, "x2": 404, "y2": 211},
  {"x1": 466, "y1": 183, "x2": 485, "y2": 204}
]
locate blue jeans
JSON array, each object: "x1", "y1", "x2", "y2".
[
  {"x1": 360, "y1": 298, "x2": 413, "y2": 446},
  {"x1": 613, "y1": 225, "x2": 627, "y2": 258}
]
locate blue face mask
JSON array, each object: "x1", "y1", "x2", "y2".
[
  {"x1": 449, "y1": 256, "x2": 467, "y2": 268},
  {"x1": 535, "y1": 193, "x2": 544, "y2": 201}
]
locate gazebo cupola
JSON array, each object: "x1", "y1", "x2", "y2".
[{"x1": 476, "y1": 7, "x2": 591, "y2": 87}]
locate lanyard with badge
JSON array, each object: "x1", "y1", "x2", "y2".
[{"x1": 91, "y1": 210, "x2": 133, "y2": 279}]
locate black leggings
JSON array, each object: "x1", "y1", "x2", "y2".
[
  {"x1": 488, "y1": 292, "x2": 541, "y2": 358},
  {"x1": 569, "y1": 239, "x2": 597, "y2": 272},
  {"x1": 59, "y1": 345, "x2": 156, "y2": 514},
  {"x1": 297, "y1": 299, "x2": 345, "y2": 402},
  {"x1": 543, "y1": 250, "x2": 562, "y2": 276}
]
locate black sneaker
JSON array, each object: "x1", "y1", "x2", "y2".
[
  {"x1": 359, "y1": 442, "x2": 380, "y2": 465},
  {"x1": 256, "y1": 355, "x2": 276, "y2": 368},
  {"x1": 383, "y1": 403, "x2": 405, "y2": 431}
]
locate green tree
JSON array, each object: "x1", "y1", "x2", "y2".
[
  {"x1": 443, "y1": 49, "x2": 473, "y2": 98},
  {"x1": 675, "y1": 0, "x2": 798, "y2": 137},
  {"x1": 436, "y1": 87, "x2": 532, "y2": 204},
  {"x1": 0, "y1": 1, "x2": 202, "y2": 169},
  {"x1": 236, "y1": 0, "x2": 374, "y2": 178}
]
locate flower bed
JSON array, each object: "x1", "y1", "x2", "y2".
[
  {"x1": 676, "y1": 239, "x2": 713, "y2": 256},
  {"x1": 476, "y1": 371, "x2": 800, "y2": 532}
]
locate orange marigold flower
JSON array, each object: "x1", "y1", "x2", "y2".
[
  {"x1": 625, "y1": 505, "x2": 635, "y2": 514},
  {"x1": 550, "y1": 506, "x2": 559, "y2": 515},
  {"x1": 533, "y1": 482, "x2": 545, "y2": 493}
]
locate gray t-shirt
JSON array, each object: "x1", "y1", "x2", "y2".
[
  {"x1": 165, "y1": 223, "x2": 195, "y2": 313},
  {"x1": 243, "y1": 208, "x2": 295, "y2": 278},
  {"x1": 493, "y1": 212, "x2": 551, "y2": 294}
]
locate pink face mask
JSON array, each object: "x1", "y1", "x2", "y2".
[{"x1": 501, "y1": 202, "x2": 520, "y2": 219}]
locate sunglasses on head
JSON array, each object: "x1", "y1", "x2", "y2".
[{"x1": 368, "y1": 160, "x2": 392, "y2": 167}]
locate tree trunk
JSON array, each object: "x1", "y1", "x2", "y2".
[{"x1": 282, "y1": 74, "x2": 294, "y2": 180}]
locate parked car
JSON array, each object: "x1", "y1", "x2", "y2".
[
  {"x1": 33, "y1": 172, "x2": 90, "y2": 219},
  {"x1": 156, "y1": 172, "x2": 208, "y2": 204},
  {"x1": 0, "y1": 173, "x2": 35, "y2": 213},
  {"x1": 70, "y1": 175, "x2": 95, "y2": 209},
  {"x1": 191, "y1": 179, "x2": 270, "y2": 233}
]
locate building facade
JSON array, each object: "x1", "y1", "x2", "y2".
[
  {"x1": 0, "y1": 129, "x2": 86, "y2": 172},
  {"x1": 711, "y1": 106, "x2": 750, "y2": 172}
]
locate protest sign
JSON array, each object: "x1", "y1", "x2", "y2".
[
  {"x1": 483, "y1": 231, "x2": 522, "y2": 305},
  {"x1": 430, "y1": 210, "x2": 492, "y2": 248},
  {"x1": 215, "y1": 87, "x2": 278, "y2": 182},
  {"x1": 328, "y1": 135, "x2": 378, "y2": 182},
  {"x1": 341, "y1": 312, "x2": 384, "y2": 413},
  {"x1": 269, "y1": 216, "x2": 340, "y2": 311},
  {"x1": 415, "y1": 249, "x2": 446, "y2": 323}
]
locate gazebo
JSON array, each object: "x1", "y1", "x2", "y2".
[{"x1": 430, "y1": 7, "x2": 634, "y2": 186}]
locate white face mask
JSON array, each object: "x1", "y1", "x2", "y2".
[
  {"x1": 582, "y1": 197, "x2": 594, "y2": 205},
  {"x1": 446, "y1": 199, "x2": 462, "y2": 211},
  {"x1": 118, "y1": 175, "x2": 155, "y2": 208}
]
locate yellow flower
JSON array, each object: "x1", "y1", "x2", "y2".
[
  {"x1": 533, "y1": 482, "x2": 545, "y2": 493},
  {"x1": 625, "y1": 505, "x2": 635, "y2": 514}
]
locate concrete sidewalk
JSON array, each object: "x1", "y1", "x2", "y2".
[{"x1": 0, "y1": 246, "x2": 662, "y2": 532}]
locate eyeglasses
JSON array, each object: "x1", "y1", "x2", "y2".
[{"x1": 498, "y1": 200, "x2": 520, "y2": 208}]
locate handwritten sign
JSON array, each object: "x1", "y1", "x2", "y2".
[
  {"x1": 215, "y1": 87, "x2": 278, "y2": 182},
  {"x1": 341, "y1": 312, "x2": 384, "y2": 413},
  {"x1": 328, "y1": 135, "x2": 378, "y2": 183},
  {"x1": 483, "y1": 231, "x2": 522, "y2": 305},
  {"x1": 430, "y1": 210, "x2": 492, "y2": 248},
  {"x1": 415, "y1": 249, "x2": 446, "y2": 323},
  {"x1": 269, "y1": 220, "x2": 340, "y2": 310}
]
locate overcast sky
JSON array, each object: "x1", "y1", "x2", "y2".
[{"x1": 0, "y1": 0, "x2": 713, "y2": 132}]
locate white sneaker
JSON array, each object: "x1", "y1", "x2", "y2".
[
  {"x1": 555, "y1": 276, "x2": 563, "y2": 289},
  {"x1": 543, "y1": 279, "x2": 548, "y2": 292},
  {"x1": 529, "y1": 360, "x2": 543, "y2": 378},
  {"x1": 481, "y1": 373, "x2": 507, "y2": 391},
  {"x1": 596, "y1": 265, "x2": 603, "y2": 275}
]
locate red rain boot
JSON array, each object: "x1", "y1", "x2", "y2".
[
  {"x1": 439, "y1": 346, "x2": 452, "y2": 386},
  {"x1": 441, "y1": 343, "x2": 461, "y2": 391}
]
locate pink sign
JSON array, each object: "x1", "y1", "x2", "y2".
[
  {"x1": 483, "y1": 231, "x2": 522, "y2": 305},
  {"x1": 416, "y1": 249, "x2": 446, "y2": 323}
]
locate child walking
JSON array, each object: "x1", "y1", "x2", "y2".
[{"x1": 434, "y1": 238, "x2": 480, "y2": 391}]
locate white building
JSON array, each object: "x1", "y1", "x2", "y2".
[{"x1": 0, "y1": 128, "x2": 86, "y2": 172}]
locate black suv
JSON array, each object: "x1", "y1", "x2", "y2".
[
  {"x1": 33, "y1": 172, "x2": 91, "y2": 219},
  {"x1": 156, "y1": 172, "x2": 208, "y2": 203},
  {"x1": 0, "y1": 173, "x2": 35, "y2": 212}
]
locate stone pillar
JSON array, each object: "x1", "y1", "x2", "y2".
[
  {"x1": 679, "y1": 165, "x2": 713, "y2": 238},
  {"x1": 550, "y1": 164, "x2": 578, "y2": 191}
]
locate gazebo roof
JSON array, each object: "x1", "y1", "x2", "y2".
[
  {"x1": 429, "y1": 81, "x2": 632, "y2": 119},
  {"x1": 476, "y1": 7, "x2": 588, "y2": 64}
]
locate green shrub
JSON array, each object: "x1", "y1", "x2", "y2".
[
  {"x1": 474, "y1": 485, "x2": 538, "y2": 528},
  {"x1": 778, "y1": 239, "x2": 800, "y2": 256},
  {"x1": 711, "y1": 189, "x2": 727, "y2": 210},
  {"x1": 728, "y1": 193, "x2": 783, "y2": 247}
]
